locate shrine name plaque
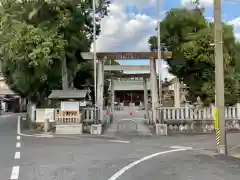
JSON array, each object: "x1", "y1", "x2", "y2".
[{"x1": 96, "y1": 51, "x2": 172, "y2": 60}]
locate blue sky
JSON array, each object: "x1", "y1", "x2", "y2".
[{"x1": 96, "y1": 0, "x2": 240, "y2": 78}]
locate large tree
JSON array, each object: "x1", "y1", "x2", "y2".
[
  {"x1": 0, "y1": 0, "x2": 110, "y2": 106},
  {"x1": 149, "y1": 7, "x2": 240, "y2": 105}
]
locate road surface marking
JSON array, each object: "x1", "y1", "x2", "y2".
[
  {"x1": 17, "y1": 136, "x2": 20, "y2": 140},
  {"x1": 108, "y1": 140, "x2": 130, "y2": 144},
  {"x1": 16, "y1": 142, "x2": 21, "y2": 148},
  {"x1": 14, "y1": 152, "x2": 20, "y2": 159},
  {"x1": 0, "y1": 114, "x2": 15, "y2": 118},
  {"x1": 170, "y1": 146, "x2": 193, "y2": 150},
  {"x1": 108, "y1": 148, "x2": 186, "y2": 180},
  {"x1": 10, "y1": 166, "x2": 19, "y2": 179}
]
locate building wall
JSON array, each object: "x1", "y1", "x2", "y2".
[{"x1": 115, "y1": 90, "x2": 147, "y2": 106}]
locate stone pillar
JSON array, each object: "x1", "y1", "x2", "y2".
[
  {"x1": 97, "y1": 59, "x2": 104, "y2": 123},
  {"x1": 174, "y1": 78, "x2": 180, "y2": 107},
  {"x1": 143, "y1": 78, "x2": 149, "y2": 120},
  {"x1": 111, "y1": 79, "x2": 115, "y2": 113},
  {"x1": 150, "y1": 58, "x2": 159, "y2": 123}
]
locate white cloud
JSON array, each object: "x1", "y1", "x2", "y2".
[
  {"x1": 228, "y1": 17, "x2": 240, "y2": 27},
  {"x1": 205, "y1": 16, "x2": 213, "y2": 22},
  {"x1": 95, "y1": 3, "x2": 157, "y2": 52},
  {"x1": 181, "y1": 0, "x2": 213, "y2": 8},
  {"x1": 227, "y1": 17, "x2": 240, "y2": 41},
  {"x1": 235, "y1": 33, "x2": 240, "y2": 40}
]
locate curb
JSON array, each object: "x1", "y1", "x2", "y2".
[
  {"x1": 22, "y1": 128, "x2": 122, "y2": 140},
  {"x1": 53, "y1": 134, "x2": 122, "y2": 140},
  {"x1": 229, "y1": 154, "x2": 240, "y2": 158}
]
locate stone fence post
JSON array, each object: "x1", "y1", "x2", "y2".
[
  {"x1": 184, "y1": 103, "x2": 189, "y2": 119},
  {"x1": 211, "y1": 104, "x2": 215, "y2": 119},
  {"x1": 236, "y1": 103, "x2": 240, "y2": 119}
]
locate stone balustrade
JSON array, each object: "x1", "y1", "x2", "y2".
[{"x1": 154, "y1": 103, "x2": 240, "y2": 133}]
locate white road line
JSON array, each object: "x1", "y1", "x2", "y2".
[
  {"x1": 10, "y1": 166, "x2": 19, "y2": 179},
  {"x1": 14, "y1": 152, "x2": 20, "y2": 159},
  {"x1": 1, "y1": 114, "x2": 14, "y2": 118},
  {"x1": 108, "y1": 140, "x2": 130, "y2": 144},
  {"x1": 170, "y1": 146, "x2": 193, "y2": 150},
  {"x1": 17, "y1": 116, "x2": 21, "y2": 135},
  {"x1": 17, "y1": 136, "x2": 20, "y2": 140},
  {"x1": 16, "y1": 142, "x2": 21, "y2": 148},
  {"x1": 108, "y1": 148, "x2": 186, "y2": 180}
]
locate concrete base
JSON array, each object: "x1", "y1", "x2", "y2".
[
  {"x1": 90, "y1": 124, "x2": 102, "y2": 135},
  {"x1": 218, "y1": 145, "x2": 227, "y2": 155},
  {"x1": 56, "y1": 124, "x2": 83, "y2": 135},
  {"x1": 156, "y1": 124, "x2": 168, "y2": 135}
]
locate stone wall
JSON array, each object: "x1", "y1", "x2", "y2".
[{"x1": 166, "y1": 119, "x2": 240, "y2": 133}]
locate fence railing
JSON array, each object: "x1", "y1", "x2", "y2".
[
  {"x1": 55, "y1": 109, "x2": 82, "y2": 125},
  {"x1": 81, "y1": 107, "x2": 99, "y2": 122},
  {"x1": 55, "y1": 107, "x2": 99, "y2": 125},
  {"x1": 156, "y1": 104, "x2": 240, "y2": 121}
]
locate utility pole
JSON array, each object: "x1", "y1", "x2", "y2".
[
  {"x1": 92, "y1": 0, "x2": 98, "y2": 122},
  {"x1": 214, "y1": 0, "x2": 227, "y2": 154},
  {"x1": 157, "y1": 0, "x2": 163, "y2": 123},
  {"x1": 92, "y1": 0, "x2": 97, "y2": 105}
]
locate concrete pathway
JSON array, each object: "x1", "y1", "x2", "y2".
[{"x1": 105, "y1": 107, "x2": 152, "y2": 136}]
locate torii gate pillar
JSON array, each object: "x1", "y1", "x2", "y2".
[
  {"x1": 149, "y1": 58, "x2": 159, "y2": 124},
  {"x1": 97, "y1": 59, "x2": 104, "y2": 123}
]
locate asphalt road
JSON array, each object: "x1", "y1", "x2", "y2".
[
  {"x1": 0, "y1": 113, "x2": 20, "y2": 180},
  {"x1": 18, "y1": 136, "x2": 240, "y2": 180},
  {"x1": 1, "y1": 114, "x2": 240, "y2": 180}
]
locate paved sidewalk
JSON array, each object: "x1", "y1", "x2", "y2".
[{"x1": 105, "y1": 108, "x2": 152, "y2": 136}]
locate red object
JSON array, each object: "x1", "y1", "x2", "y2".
[
  {"x1": 130, "y1": 112, "x2": 133, "y2": 116},
  {"x1": 106, "y1": 111, "x2": 110, "y2": 115}
]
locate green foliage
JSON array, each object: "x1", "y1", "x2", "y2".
[
  {"x1": 149, "y1": 7, "x2": 240, "y2": 105},
  {"x1": 0, "y1": 0, "x2": 110, "y2": 105}
]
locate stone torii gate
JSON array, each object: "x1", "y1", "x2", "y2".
[{"x1": 81, "y1": 51, "x2": 172, "y2": 125}]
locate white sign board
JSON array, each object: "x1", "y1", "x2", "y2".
[
  {"x1": 61, "y1": 101, "x2": 79, "y2": 111},
  {"x1": 44, "y1": 108, "x2": 55, "y2": 122},
  {"x1": 80, "y1": 100, "x2": 86, "y2": 107}
]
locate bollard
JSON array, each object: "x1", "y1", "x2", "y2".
[{"x1": 44, "y1": 118, "x2": 49, "y2": 133}]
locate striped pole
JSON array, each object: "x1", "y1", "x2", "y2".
[
  {"x1": 216, "y1": 128, "x2": 220, "y2": 146},
  {"x1": 214, "y1": 107, "x2": 220, "y2": 152}
]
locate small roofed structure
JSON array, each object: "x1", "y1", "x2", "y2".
[
  {"x1": 48, "y1": 89, "x2": 92, "y2": 135},
  {"x1": 48, "y1": 90, "x2": 88, "y2": 100}
]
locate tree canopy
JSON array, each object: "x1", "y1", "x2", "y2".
[
  {"x1": 149, "y1": 7, "x2": 240, "y2": 105},
  {"x1": 0, "y1": 0, "x2": 114, "y2": 106}
]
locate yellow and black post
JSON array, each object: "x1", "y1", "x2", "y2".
[{"x1": 214, "y1": 107, "x2": 220, "y2": 151}]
